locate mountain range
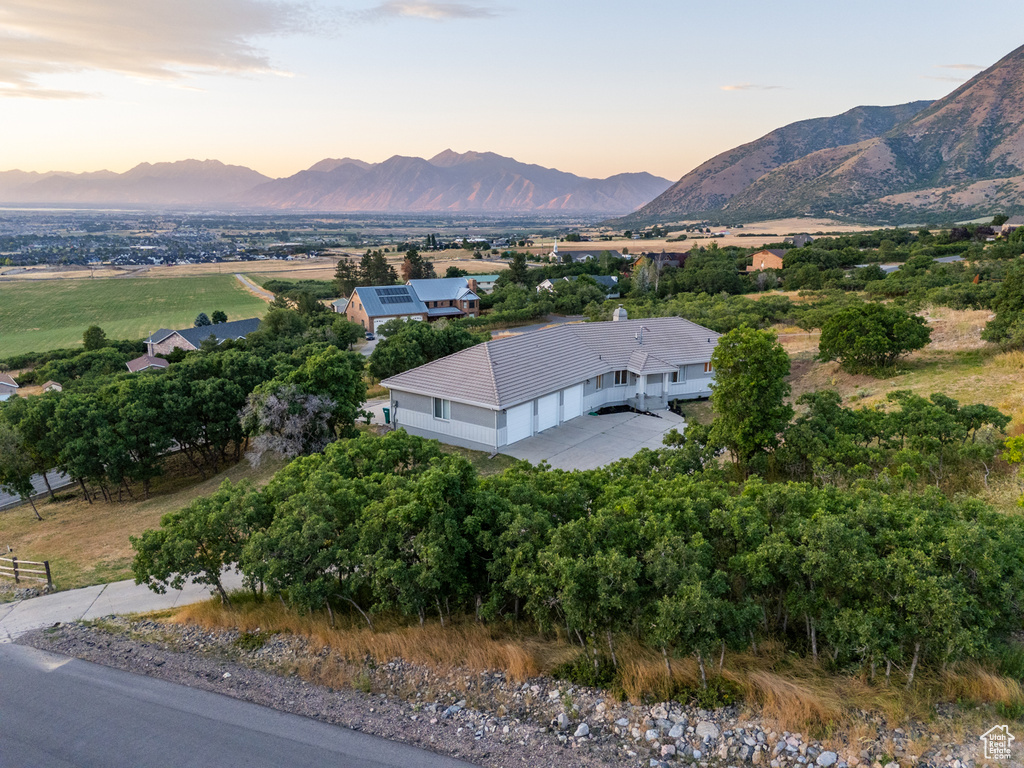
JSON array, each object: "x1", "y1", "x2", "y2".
[
  {"x1": 629, "y1": 42, "x2": 1024, "y2": 224},
  {"x1": 0, "y1": 152, "x2": 672, "y2": 215}
]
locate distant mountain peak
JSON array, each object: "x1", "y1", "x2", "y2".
[{"x1": 0, "y1": 151, "x2": 671, "y2": 214}]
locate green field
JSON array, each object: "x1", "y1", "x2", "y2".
[{"x1": 0, "y1": 275, "x2": 269, "y2": 357}]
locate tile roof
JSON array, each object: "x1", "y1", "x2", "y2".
[
  {"x1": 352, "y1": 285, "x2": 427, "y2": 318},
  {"x1": 383, "y1": 317, "x2": 719, "y2": 410},
  {"x1": 126, "y1": 355, "x2": 170, "y2": 373},
  {"x1": 0, "y1": 373, "x2": 19, "y2": 388},
  {"x1": 145, "y1": 317, "x2": 261, "y2": 348}
]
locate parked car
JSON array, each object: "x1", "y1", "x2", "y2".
[{"x1": 365, "y1": 332, "x2": 375, "y2": 341}]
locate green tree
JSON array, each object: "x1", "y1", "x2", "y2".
[
  {"x1": 401, "y1": 249, "x2": 436, "y2": 281},
  {"x1": 368, "y1": 319, "x2": 488, "y2": 380},
  {"x1": 506, "y1": 252, "x2": 529, "y2": 285},
  {"x1": 444, "y1": 266, "x2": 468, "y2": 278},
  {"x1": 211, "y1": 310, "x2": 228, "y2": 324},
  {"x1": 82, "y1": 325, "x2": 108, "y2": 350},
  {"x1": 0, "y1": 422, "x2": 43, "y2": 519},
  {"x1": 709, "y1": 326, "x2": 793, "y2": 474},
  {"x1": 360, "y1": 250, "x2": 398, "y2": 286},
  {"x1": 982, "y1": 261, "x2": 1024, "y2": 347},
  {"x1": 334, "y1": 258, "x2": 360, "y2": 297},
  {"x1": 818, "y1": 303, "x2": 931, "y2": 372},
  {"x1": 194, "y1": 312, "x2": 212, "y2": 327},
  {"x1": 132, "y1": 480, "x2": 267, "y2": 604}
]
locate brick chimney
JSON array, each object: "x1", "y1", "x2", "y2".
[{"x1": 467, "y1": 278, "x2": 478, "y2": 293}]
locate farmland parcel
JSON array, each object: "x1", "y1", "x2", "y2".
[{"x1": 0, "y1": 275, "x2": 269, "y2": 357}]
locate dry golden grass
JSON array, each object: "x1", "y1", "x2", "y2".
[
  {"x1": 787, "y1": 310, "x2": 1024, "y2": 434},
  {"x1": 173, "y1": 600, "x2": 574, "y2": 683},
  {"x1": 168, "y1": 598, "x2": 1022, "y2": 741},
  {"x1": 0, "y1": 454, "x2": 283, "y2": 591},
  {"x1": 919, "y1": 305, "x2": 990, "y2": 351}
]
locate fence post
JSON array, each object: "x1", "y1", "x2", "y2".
[
  {"x1": 44, "y1": 561, "x2": 52, "y2": 590},
  {"x1": 12, "y1": 556, "x2": 18, "y2": 584}
]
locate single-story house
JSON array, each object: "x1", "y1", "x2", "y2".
[
  {"x1": 747, "y1": 249, "x2": 786, "y2": 272},
  {"x1": 537, "y1": 275, "x2": 620, "y2": 299},
  {"x1": 787, "y1": 234, "x2": 814, "y2": 248},
  {"x1": 0, "y1": 372, "x2": 20, "y2": 401},
  {"x1": 381, "y1": 312, "x2": 720, "y2": 453},
  {"x1": 632, "y1": 251, "x2": 689, "y2": 273},
  {"x1": 126, "y1": 355, "x2": 171, "y2": 373},
  {"x1": 551, "y1": 244, "x2": 624, "y2": 263},
  {"x1": 1001, "y1": 217, "x2": 1024, "y2": 235},
  {"x1": 144, "y1": 317, "x2": 262, "y2": 356},
  {"x1": 408, "y1": 278, "x2": 481, "y2": 320},
  {"x1": 332, "y1": 297, "x2": 350, "y2": 314},
  {"x1": 42, "y1": 380, "x2": 63, "y2": 393}
]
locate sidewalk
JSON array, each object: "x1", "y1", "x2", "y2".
[{"x1": 0, "y1": 570, "x2": 245, "y2": 643}]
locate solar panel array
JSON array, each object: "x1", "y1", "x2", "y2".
[{"x1": 376, "y1": 286, "x2": 416, "y2": 305}]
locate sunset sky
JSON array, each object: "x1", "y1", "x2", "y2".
[{"x1": 3, "y1": 1, "x2": 1023, "y2": 182}]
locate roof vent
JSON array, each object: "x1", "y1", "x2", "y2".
[{"x1": 612, "y1": 304, "x2": 628, "y2": 322}]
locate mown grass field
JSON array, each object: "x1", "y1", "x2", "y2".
[{"x1": 0, "y1": 275, "x2": 269, "y2": 357}]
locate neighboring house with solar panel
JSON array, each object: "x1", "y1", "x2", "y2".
[
  {"x1": 381, "y1": 311, "x2": 720, "y2": 452},
  {"x1": 345, "y1": 285, "x2": 429, "y2": 333},
  {"x1": 345, "y1": 279, "x2": 481, "y2": 334}
]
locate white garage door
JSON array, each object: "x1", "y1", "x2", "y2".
[
  {"x1": 562, "y1": 384, "x2": 583, "y2": 421},
  {"x1": 506, "y1": 402, "x2": 533, "y2": 445},
  {"x1": 537, "y1": 393, "x2": 559, "y2": 432}
]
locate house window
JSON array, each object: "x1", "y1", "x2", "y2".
[
  {"x1": 433, "y1": 397, "x2": 451, "y2": 420},
  {"x1": 704, "y1": 362, "x2": 713, "y2": 374},
  {"x1": 670, "y1": 371, "x2": 679, "y2": 383},
  {"x1": 614, "y1": 370, "x2": 629, "y2": 386},
  {"x1": 595, "y1": 374, "x2": 604, "y2": 390}
]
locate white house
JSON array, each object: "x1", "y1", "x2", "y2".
[
  {"x1": 381, "y1": 313, "x2": 719, "y2": 453},
  {"x1": 0, "y1": 372, "x2": 19, "y2": 401}
]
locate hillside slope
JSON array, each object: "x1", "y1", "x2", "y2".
[{"x1": 629, "y1": 101, "x2": 932, "y2": 222}]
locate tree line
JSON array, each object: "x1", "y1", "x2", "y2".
[{"x1": 132, "y1": 326, "x2": 1023, "y2": 690}]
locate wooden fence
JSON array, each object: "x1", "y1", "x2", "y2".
[{"x1": 0, "y1": 556, "x2": 53, "y2": 590}]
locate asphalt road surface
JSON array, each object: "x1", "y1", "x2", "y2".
[{"x1": 0, "y1": 644, "x2": 478, "y2": 768}]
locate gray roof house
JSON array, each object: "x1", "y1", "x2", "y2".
[
  {"x1": 381, "y1": 314, "x2": 720, "y2": 453},
  {"x1": 0, "y1": 372, "x2": 19, "y2": 401},
  {"x1": 144, "y1": 317, "x2": 262, "y2": 356},
  {"x1": 537, "y1": 275, "x2": 621, "y2": 299},
  {"x1": 407, "y1": 278, "x2": 482, "y2": 319},
  {"x1": 126, "y1": 354, "x2": 171, "y2": 373}
]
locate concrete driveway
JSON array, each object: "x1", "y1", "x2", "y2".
[{"x1": 501, "y1": 409, "x2": 686, "y2": 471}]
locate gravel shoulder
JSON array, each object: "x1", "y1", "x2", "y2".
[{"x1": 19, "y1": 619, "x2": 998, "y2": 768}]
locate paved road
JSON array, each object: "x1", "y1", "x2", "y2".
[
  {"x1": 0, "y1": 644, "x2": 478, "y2": 768},
  {"x1": 0, "y1": 468, "x2": 73, "y2": 511},
  {"x1": 0, "y1": 571, "x2": 246, "y2": 643},
  {"x1": 489, "y1": 314, "x2": 585, "y2": 338},
  {"x1": 233, "y1": 272, "x2": 275, "y2": 301}
]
